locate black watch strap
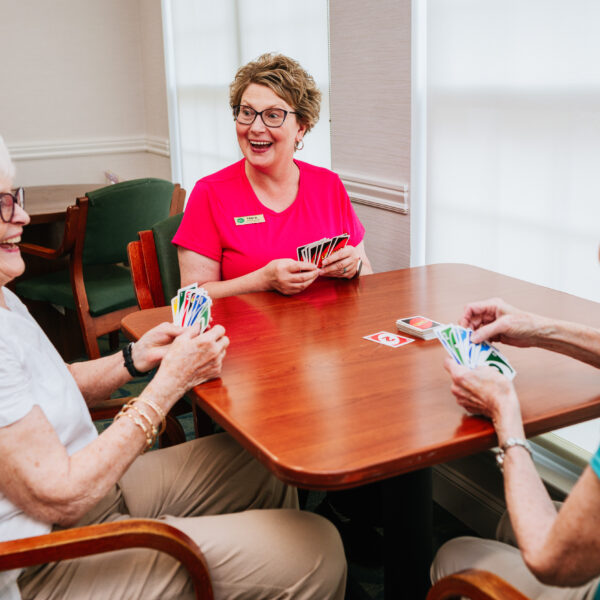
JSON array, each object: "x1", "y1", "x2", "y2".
[{"x1": 122, "y1": 342, "x2": 150, "y2": 377}]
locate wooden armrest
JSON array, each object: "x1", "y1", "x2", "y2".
[
  {"x1": 19, "y1": 204, "x2": 80, "y2": 260},
  {"x1": 427, "y1": 569, "x2": 530, "y2": 600},
  {"x1": 0, "y1": 518, "x2": 213, "y2": 599}
]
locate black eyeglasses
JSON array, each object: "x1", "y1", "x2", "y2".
[
  {"x1": 0, "y1": 188, "x2": 25, "y2": 223},
  {"x1": 233, "y1": 105, "x2": 297, "y2": 128}
]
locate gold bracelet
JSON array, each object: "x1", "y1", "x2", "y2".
[
  {"x1": 138, "y1": 398, "x2": 167, "y2": 435},
  {"x1": 115, "y1": 403, "x2": 157, "y2": 452},
  {"x1": 128, "y1": 403, "x2": 158, "y2": 440}
]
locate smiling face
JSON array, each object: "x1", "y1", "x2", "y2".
[
  {"x1": 0, "y1": 176, "x2": 29, "y2": 288},
  {"x1": 236, "y1": 83, "x2": 306, "y2": 176}
]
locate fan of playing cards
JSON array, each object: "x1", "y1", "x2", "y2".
[
  {"x1": 171, "y1": 283, "x2": 212, "y2": 332},
  {"x1": 297, "y1": 233, "x2": 349, "y2": 267},
  {"x1": 435, "y1": 324, "x2": 517, "y2": 380}
]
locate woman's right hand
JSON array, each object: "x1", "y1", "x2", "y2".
[
  {"x1": 460, "y1": 298, "x2": 545, "y2": 347},
  {"x1": 262, "y1": 258, "x2": 319, "y2": 295},
  {"x1": 146, "y1": 324, "x2": 229, "y2": 408}
]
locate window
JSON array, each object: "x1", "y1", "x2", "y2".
[
  {"x1": 162, "y1": 0, "x2": 331, "y2": 194},
  {"x1": 420, "y1": 0, "x2": 600, "y2": 453}
]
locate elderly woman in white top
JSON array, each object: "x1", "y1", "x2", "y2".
[{"x1": 0, "y1": 137, "x2": 345, "y2": 600}]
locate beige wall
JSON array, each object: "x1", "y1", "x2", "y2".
[
  {"x1": 329, "y1": 0, "x2": 411, "y2": 272},
  {"x1": 0, "y1": 0, "x2": 170, "y2": 186}
]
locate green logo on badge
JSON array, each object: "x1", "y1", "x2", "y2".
[{"x1": 236, "y1": 217, "x2": 245, "y2": 224}]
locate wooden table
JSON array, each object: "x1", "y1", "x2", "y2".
[
  {"x1": 24, "y1": 184, "x2": 101, "y2": 224},
  {"x1": 122, "y1": 264, "x2": 600, "y2": 598}
]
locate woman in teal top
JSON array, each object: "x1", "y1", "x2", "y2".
[{"x1": 431, "y1": 297, "x2": 600, "y2": 599}]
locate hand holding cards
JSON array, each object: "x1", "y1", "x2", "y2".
[
  {"x1": 435, "y1": 324, "x2": 516, "y2": 380},
  {"x1": 297, "y1": 233, "x2": 349, "y2": 267},
  {"x1": 171, "y1": 283, "x2": 212, "y2": 332}
]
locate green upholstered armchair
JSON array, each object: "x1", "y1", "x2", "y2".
[
  {"x1": 127, "y1": 213, "x2": 213, "y2": 438},
  {"x1": 15, "y1": 179, "x2": 185, "y2": 359},
  {"x1": 128, "y1": 212, "x2": 184, "y2": 310}
]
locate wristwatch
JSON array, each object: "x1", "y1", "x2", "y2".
[{"x1": 495, "y1": 437, "x2": 532, "y2": 472}]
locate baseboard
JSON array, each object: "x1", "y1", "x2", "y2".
[
  {"x1": 433, "y1": 452, "x2": 505, "y2": 539},
  {"x1": 433, "y1": 443, "x2": 575, "y2": 539}
]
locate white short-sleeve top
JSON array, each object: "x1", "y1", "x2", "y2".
[{"x1": 0, "y1": 287, "x2": 98, "y2": 597}]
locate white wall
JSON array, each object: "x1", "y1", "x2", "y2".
[
  {"x1": 329, "y1": 0, "x2": 411, "y2": 272},
  {"x1": 0, "y1": 0, "x2": 171, "y2": 186}
]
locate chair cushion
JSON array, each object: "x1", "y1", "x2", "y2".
[
  {"x1": 152, "y1": 213, "x2": 183, "y2": 303},
  {"x1": 15, "y1": 265, "x2": 136, "y2": 317}
]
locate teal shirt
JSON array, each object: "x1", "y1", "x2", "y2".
[{"x1": 590, "y1": 445, "x2": 600, "y2": 600}]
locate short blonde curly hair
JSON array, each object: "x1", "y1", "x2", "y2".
[{"x1": 229, "y1": 53, "x2": 321, "y2": 133}]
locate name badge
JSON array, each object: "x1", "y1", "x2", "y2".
[{"x1": 234, "y1": 214, "x2": 265, "y2": 225}]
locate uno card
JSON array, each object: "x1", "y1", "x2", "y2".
[
  {"x1": 435, "y1": 323, "x2": 516, "y2": 379},
  {"x1": 396, "y1": 315, "x2": 442, "y2": 340},
  {"x1": 171, "y1": 283, "x2": 212, "y2": 333},
  {"x1": 297, "y1": 243, "x2": 310, "y2": 262},
  {"x1": 325, "y1": 233, "x2": 350, "y2": 258},
  {"x1": 363, "y1": 331, "x2": 415, "y2": 348}
]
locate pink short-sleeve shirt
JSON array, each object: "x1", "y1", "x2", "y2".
[{"x1": 173, "y1": 159, "x2": 366, "y2": 281}]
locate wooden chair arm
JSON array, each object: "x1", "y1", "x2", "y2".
[
  {"x1": 427, "y1": 569, "x2": 530, "y2": 600},
  {"x1": 19, "y1": 204, "x2": 80, "y2": 260},
  {"x1": 0, "y1": 518, "x2": 213, "y2": 599}
]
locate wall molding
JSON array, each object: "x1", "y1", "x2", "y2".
[
  {"x1": 9, "y1": 135, "x2": 170, "y2": 161},
  {"x1": 339, "y1": 171, "x2": 409, "y2": 214}
]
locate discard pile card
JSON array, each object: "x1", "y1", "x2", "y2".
[
  {"x1": 435, "y1": 324, "x2": 516, "y2": 379},
  {"x1": 297, "y1": 233, "x2": 349, "y2": 267},
  {"x1": 171, "y1": 283, "x2": 212, "y2": 332}
]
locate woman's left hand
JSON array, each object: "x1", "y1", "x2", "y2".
[
  {"x1": 131, "y1": 322, "x2": 186, "y2": 373},
  {"x1": 320, "y1": 245, "x2": 362, "y2": 279},
  {"x1": 443, "y1": 358, "x2": 520, "y2": 426}
]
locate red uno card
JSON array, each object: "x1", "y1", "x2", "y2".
[
  {"x1": 363, "y1": 331, "x2": 415, "y2": 348},
  {"x1": 325, "y1": 233, "x2": 349, "y2": 258}
]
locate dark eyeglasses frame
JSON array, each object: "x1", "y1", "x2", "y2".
[
  {"x1": 233, "y1": 105, "x2": 297, "y2": 128},
  {"x1": 0, "y1": 188, "x2": 25, "y2": 223}
]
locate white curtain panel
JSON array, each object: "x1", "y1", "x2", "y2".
[
  {"x1": 164, "y1": 0, "x2": 331, "y2": 195},
  {"x1": 425, "y1": 0, "x2": 600, "y2": 303}
]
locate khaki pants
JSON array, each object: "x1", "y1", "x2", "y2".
[
  {"x1": 18, "y1": 433, "x2": 346, "y2": 600},
  {"x1": 430, "y1": 508, "x2": 599, "y2": 600}
]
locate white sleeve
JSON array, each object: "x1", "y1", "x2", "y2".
[{"x1": 0, "y1": 337, "x2": 35, "y2": 428}]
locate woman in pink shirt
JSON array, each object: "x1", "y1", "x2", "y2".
[{"x1": 174, "y1": 53, "x2": 373, "y2": 298}]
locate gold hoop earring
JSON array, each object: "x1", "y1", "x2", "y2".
[{"x1": 295, "y1": 139, "x2": 304, "y2": 151}]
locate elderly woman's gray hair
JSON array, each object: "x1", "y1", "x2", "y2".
[{"x1": 0, "y1": 137, "x2": 16, "y2": 183}]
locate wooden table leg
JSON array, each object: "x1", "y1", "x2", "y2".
[{"x1": 383, "y1": 468, "x2": 433, "y2": 599}]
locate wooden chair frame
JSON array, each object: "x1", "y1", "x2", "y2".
[
  {"x1": 127, "y1": 228, "x2": 214, "y2": 439},
  {"x1": 427, "y1": 569, "x2": 530, "y2": 600},
  {"x1": 0, "y1": 518, "x2": 213, "y2": 599},
  {"x1": 19, "y1": 185, "x2": 185, "y2": 359}
]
